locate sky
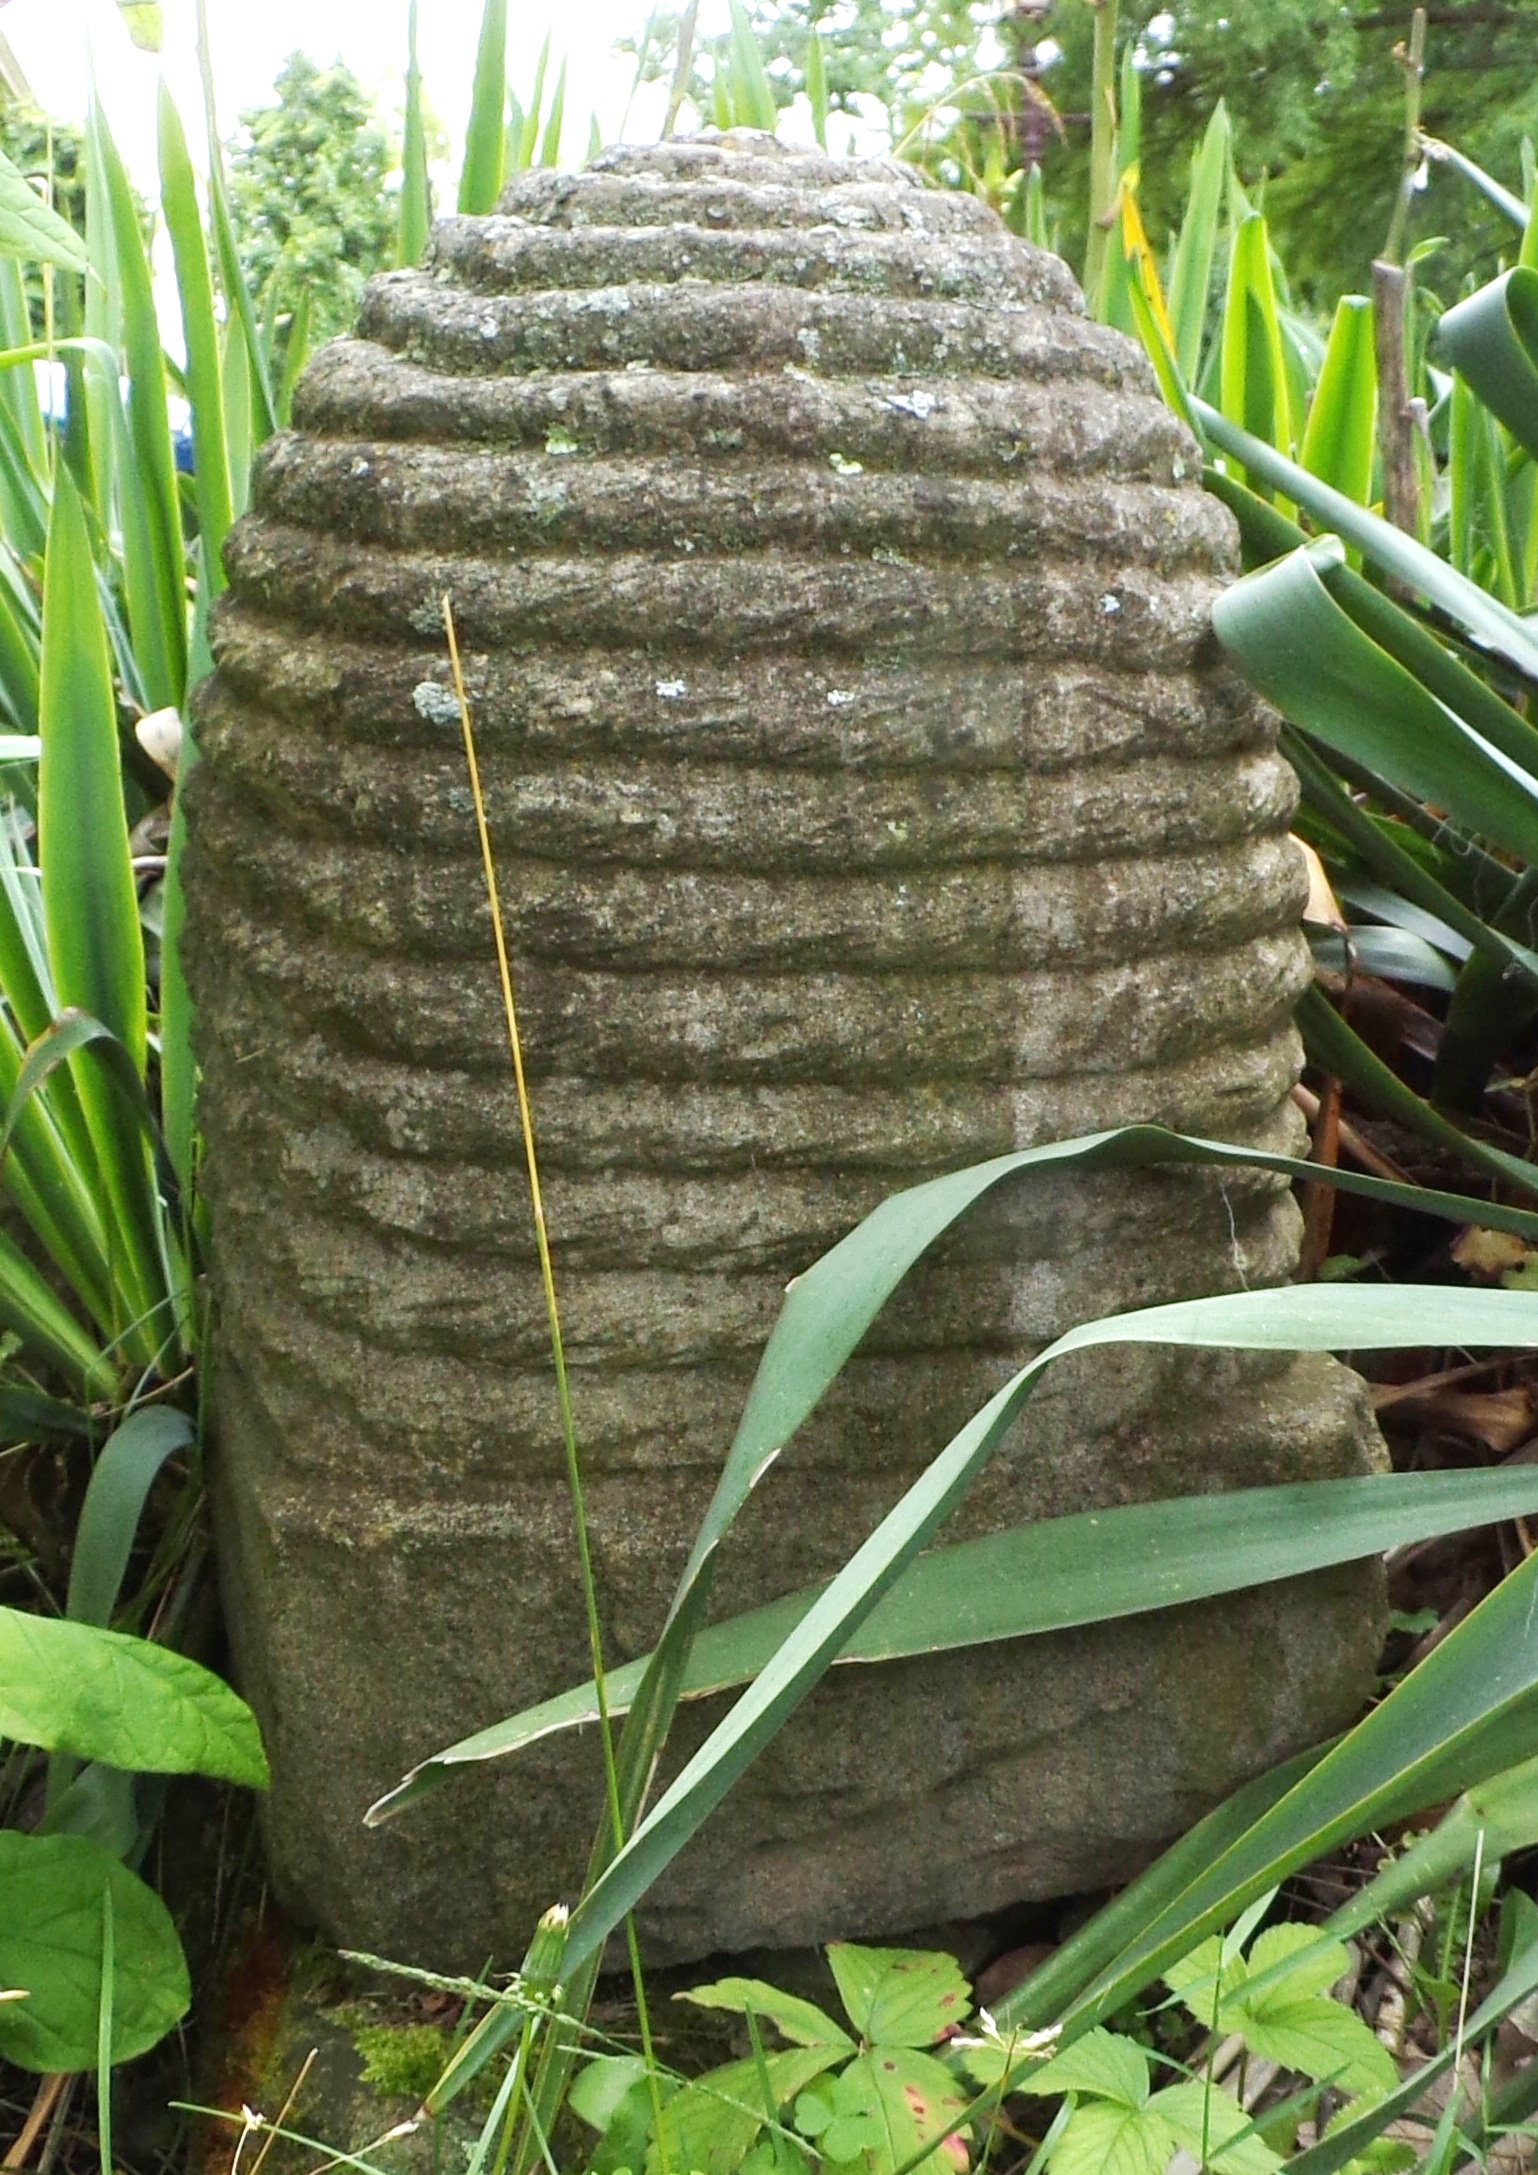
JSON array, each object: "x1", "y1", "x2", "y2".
[{"x1": 0, "y1": 0, "x2": 692, "y2": 190}]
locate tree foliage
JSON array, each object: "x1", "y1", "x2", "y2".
[{"x1": 227, "y1": 52, "x2": 394, "y2": 346}]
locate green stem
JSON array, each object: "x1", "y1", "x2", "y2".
[
  {"x1": 1082, "y1": 0, "x2": 1119, "y2": 307},
  {"x1": 1381, "y1": 5, "x2": 1427, "y2": 265}
]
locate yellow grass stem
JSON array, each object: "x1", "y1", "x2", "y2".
[{"x1": 441, "y1": 598, "x2": 665, "y2": 2137}]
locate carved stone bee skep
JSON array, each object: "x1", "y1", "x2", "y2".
[{"x1": 181, "y1": 132, "x2": 1385, "y2": 1969}]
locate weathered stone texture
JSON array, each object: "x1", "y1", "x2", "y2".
[{"x1": 182, "y1": 133, "x2": 1386, "y2": 1969}]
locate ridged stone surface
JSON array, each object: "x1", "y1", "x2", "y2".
[{"x1": 182, "y1": 133, "x2": 1386, "y2": 1969}]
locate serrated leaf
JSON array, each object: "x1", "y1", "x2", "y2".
[
  {"x1": 1152, "y1": 2079, "x2": 1282, "y2": 2173},
  {"x1": 844, "y1": 2048, "x2": 970, "y2": 2175},
  {"x1": 0, "y1": 146, "x2": 87, "y2": 273},
  {"x1": 682, "y1": 1975, "x2": 852, "y2": 2051},
  {"x1": 1019, "y1": 2027, "x2": 1150, "y2": 2108},
  {"x1": 0, "y1": 1608, "x2": 268, "y2": 1785},
  {"x1": 0, "y1": 1833, "x2": 187, "y2": 2071},
  {"x1": 647, "y1": 2047, "x2": 839, "y2": 2175},
  {"x1": 1045, "y1": 2098, "x2": 1174, "y2": 2175},
  {"x1": 1163, "y1": 1933, "x2": 1242, "y2": 2020},
  {"x1": 1242, "y1": 1922, "x2": 1350, "y2": 2002},
  {"x1": 1226, "y1": 1993, "x2": 1395, "y2": 2099},
  {"x1": 826, "y1": 1945, "x2": 970, "y2": 2047}
]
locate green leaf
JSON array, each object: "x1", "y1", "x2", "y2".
[
  {"x1": 647, "y1": 2048, "x2": 839, "y2": 2175},
  {"x1": 1195, "y1": 397, "x2": 1538, "y2": 686},
  {"x1": 85, "y1": 91, "x2": 186, "y2": 713},
  {"x1": 0, "y1": 1608, "x2": 268, "y2": 1784},
  {"x1": 116, "y1": 1, "x2": 162, "y2": 50},
  {"x1": 1211, "y1": 538, "x2": 1538, "y2": 866},
  {"x1": 1209, "y1": 1926, "x2": 1396, "y2": 2099},
  {"x1": 66, "y1": 1407, "x2": 194, "y2": 1629},
  {"x1": 1437, "y1": 267, "x2": 1538, "y2": 465},
  {"x1": 1018, "y1": 2029, "x2": 1150, "y2": 2108},
  {"x1": 158, "y1": 82, "x2": 232, "y2": 596},
  {"x1": 682, "y1": 1977, "x2": 852, "y2": 2052},
  {"x1": 726, "y1": 0, "x2": 778, "y2": 132},
  {"x1": 569, "y1": 2054, "x2": 654, "y2": 2133},
  {"x1": 1153, "y1": 2080, "x2": 1282, "y2": 2174},
  {"x1": 373, "y1": 1462, "x2": 1538, "y2": 1815},
  {"x1": 459, "y1": 0, "x2": 508, "y2": 214},
  {"x1": 0, "y1": 1833, "x2": 187, "y2": 2072},
  {"x1": 826, "y1": 1946, "x2": 969, "y2": 2049},
  {"x1": 0, "y1": 146, "x2": 88, "y2": 273},
  {"x1": 1046, "y1": 2099, "x2": 1174, "y2": 2175},
  {"x1": 398, "y1": 0, "x2": 432, "y2": 267},
  {"x1": 1300, "y1": 297, "x2": 1375, "y2": 506},
  {"x1": 1220, "y1": 213, "x2": 1294, "y2": 481},
  {"x1": 848, "y1": 2046, "x2": 970, "y2": 2175}
]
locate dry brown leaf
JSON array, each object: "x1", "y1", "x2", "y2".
[{"x1": 1452, "y1": 1226, "x2": 1533, "y2": 1282}]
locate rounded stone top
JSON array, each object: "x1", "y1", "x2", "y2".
[{"x1": 412, "y1": 129, "x2": 1083, "y2": 316}]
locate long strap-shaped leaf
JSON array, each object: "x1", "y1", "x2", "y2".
[
  {"x1": 1439, "y1": 266, "x2": 1538, "y2": 464},
  {"x1": 1212, "y1": 536, "x2": 1538, "y2": 854},
  {"x1": 369, "y1": 1463, "x2": 1538, "y2": 1823},
  {"x1": 158, "y1": 85, "x2": 232, "y2": 597},
  {"x1": 994, "y1": 1523, "x2": 1538, "y2": 2043},
  {"x1": 560, "y1": 1285, "x2": 1538, "y2": 1970},
  {"x1": 39, "y1": 481, "x2": 168, "y2": 1368},
  {"x1": 1194, "y1": 396, "x2": 1538, "y2": 684}
]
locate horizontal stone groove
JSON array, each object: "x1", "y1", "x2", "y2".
[
  {"x1": 205, "y1": 1170, "x2": 1296, "y2": 1366},
  {"x1": 204, "y1": 1090, "x2": 1297, "y2": 1270},
  {"x1": 357, "y1": 275, "x2": 1148, "y2": 385},
  {"x1": 220, "y1": 523, "x2": 1224, "y2": 659},
  {"x1": 557, "y1": 142, "x2": 930, "y2": 194},
  {"x1": 294, "y1": 346, "x2": 1190, "y2": 484},
  {"x1": 187, "y1": 795, "x2": 1305, "y2": 969},
  {"x1": 182, "y1": 922, "x2": 1313, "y2": 1081},
  {"x1": 252, "y1": 434, "x2": 1222, "y2": 568},
  {"x1": 187, "y1": 733, "x2": 1296, "y2": 874},
  {"x1": 204, "y1": 624, "x2": 1265, "y2": 773},
  {"x1": 195, "y1": 1025, "x2": 1304, "y2": 1173},
  {"x1": 425, "y1": 221, "x2": 1070, "y2": 306},
  {"x1": 490, "y1": 171, "x2": 1003, "y2": 239}
]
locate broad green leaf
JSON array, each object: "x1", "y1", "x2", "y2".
[
  {"x1": 0, "y1": 1834, "x2": 186, "y2": 2073},
  {"x1": 1301, "y1": 297, "x2": 1375, "y2": 506},
  {"x1": 1204, "y1": 1926, "x2": 1395, "y2": 2099},
  {"x1": 0, "y1": 146, "x2": 88, "y2": 273},
  {"x1": 568, "y1": 2054, "x2": 654, "y2": 2133},
  {"x1": 1211, "y1": 538, "x2": 1538, "y2": 866},
  {"x1": 1016, "y1": 2029, "x2": 1150, "y2": 2108},
  {"x1": 647, "y1": 2047, "x2": 838, "y2": 2175},
  {"x1": 682, "y1": 1977, "x2": 852, "y2": 2052},
  {"x1": 850, "y1": 2046, "x2": 970, "y2": 2175},
  {"x1": 1046, "y1": 2099, "x2": 1174, "y2": 2175},
  {"x1": 1438, "y1": 267, "x2": 1538, "y2": 464},
  {"x1": 372, "y1": 1463, "x2": 1538, "y2": 1817},
  {"x1": 1153, "y1": 2080, "x2": 1282, "y2": 2174},
  {"x1": 0, "y1": 1608, "x2": 267, "y2": 1784},
  {"x1": 826, "y1": 1946, "x2": 969, "y2": 2049},
  {"x1": 459, "y1": 0, "x2": 508, "y2": 214},
  {"x1": 1195, "y1": 398, "x2": 1538, "y2": 685}
]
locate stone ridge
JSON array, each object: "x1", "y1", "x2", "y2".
[{"x1": 182, "y1": 134, "x2": 1386, "y2": 1968}]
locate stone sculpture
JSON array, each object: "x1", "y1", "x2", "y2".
[{"x1": 181, "y1": 132, "x2": 1385, "y2": 1969}]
